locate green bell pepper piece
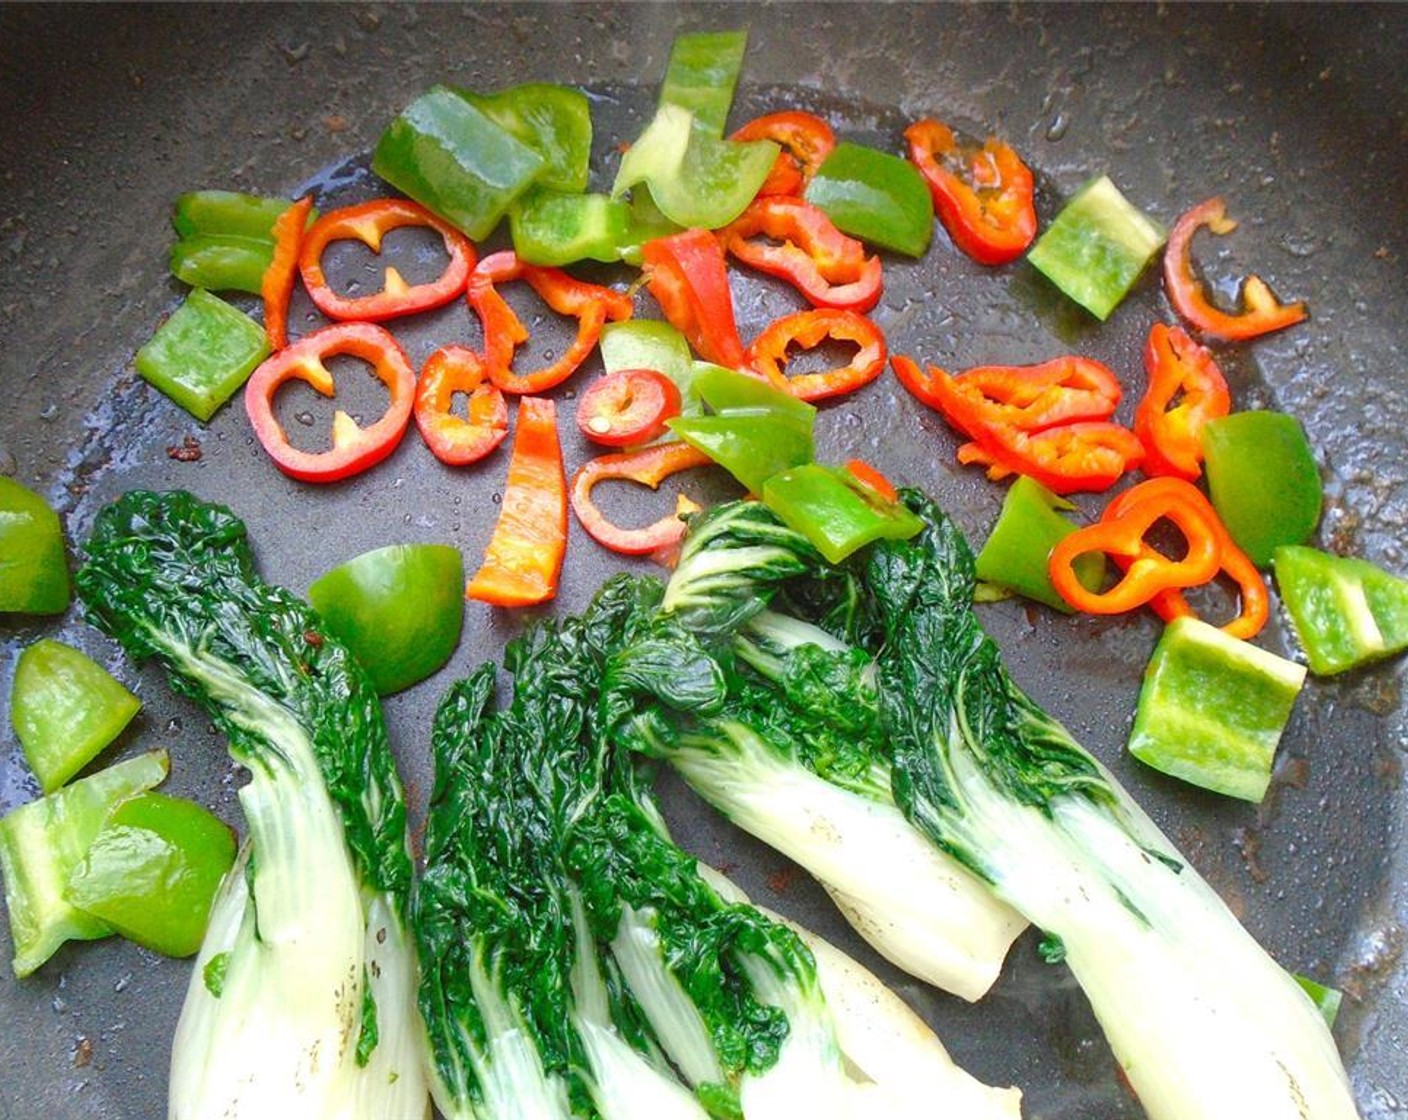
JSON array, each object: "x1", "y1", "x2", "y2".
[
  {"x1": 600, "y1": 320, "x2": 699, "y2": 412},
  {"x1": 804, "y1": 141, "x2": 934, "y2": 257},
  {"x1": 974, "y1": 476, "x2": 1105, "y2": 612},
  {"x1": 1294, "y1": 975, "x2": 1343, "y2": 1029},
  {"x1": 11, "y1": 639, "x2": 141, "y2": 794},
  {"x1": 64, "y1": 791, "x2": 236, "y2": 959},
  {"x1": 762, "y1": 464, "x2": 925, "y2": 564},
  {"x1": 373, "y1": 85, "x2": 546, "y2": 241},
  {"x1": 690, "y1": 361, "x2": 816, "y2": 433},
  {"x1": 669, "y1": 414, "x2": 813, "y2": 496},
  {"x1": 135, "y1": 289, "x2": 271, "y2": 422},
  {"x1": 308, "y1": 543, "x2": 464, "y2": 696},
  {"x1": 1273, "y1": 545, "x2": 1408, "y2": 676},
  {"x1": 1202, "y1": 410, "x2": 1321, "y2": 568},
  {"x1": 510, "y1": 187, "x2": 633, "y2": 266},
  {"x1": 659, "y1": 29, "x2": 749, "y2": 137},
  {"x1": 462, "y1": 83, "x2": 592, "y2": 194},
  {"x1": 1027, "y1": 174, "x2": 1166, "y2": 320},
  {"x1": 0, "y1": 749, "x2": 169, "y2": 977},
  {"x1": 1126, "y1": 616, "x2": 1306, "y2": 803},
  {"x1": 172, "y1": 190, "x2": 295, "y2": 240},
  {"x1": 613, "y1": 103, "x2": 778, "y2": 230},
  {"x1": 169, "y1": 191, "x2": 310, "y2": 294},
  {"x1": 0, "y1": 477, "x2": 70, "y2": 615}
]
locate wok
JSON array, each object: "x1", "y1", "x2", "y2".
[{"x1": 2, "y1": 4, "x2": 1406, "y2": 1118}]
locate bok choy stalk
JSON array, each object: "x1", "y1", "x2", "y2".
[
  {"x1": 604, "y1": 502, "x2": 1026, "y2": 1001},
  {"x1": 76, "y1": 491, "x2": 427, "y2": 1120}
]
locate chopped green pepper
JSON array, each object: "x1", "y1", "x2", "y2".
[
  {"x1": 373, "y1": 85, "x2": 545, "y2": 240},
  {"x1": 804, "y1": 141, "x2": 934, "y2": 257},
  {"x1": 308, "y1": 543, "x2": 465, "y2": 695},
  {"x1": 169, "y1": 191, "x2": 310, "y2": 295},
  {"x1": 690, "y1": 361, "x2": 816, "y2": 432},
  {"x1": 762, "y1": 463, "x2": 925, "y2": 564},
  {"x1": 974, "y1": 476, "x2": 1105, "y2": 612},
  {"x1": 462, "y1": 83, "x2": 592, "y2": 193},
  {"x1": 64, "y1": 791, "x2": 236, "y2": 959},
  {"x1": 509, "y1": 187, "x2": 633, "y2": 266},
  {"x1": 0, "y1": 477, "x2": 70, "y2": 615},
  {"x1": 1294, "y1": 975, "x2": 1344, "y2": 1029},
  {"x1": 599, "y1": 320, "x2": 699, "y2": 412},
  {"x1": 1202, "y1": 410, "x2": 1321, "y2": 568},
  {"x1": 1027, "y1": 174, "x2": 1166, "y2": 320},
  {"x1": 134, "y1": 289, "x2": 271, "y2": 421},
  {"x1": 0, "y1": 749, "x2": 169, "y2": 977},
  {"x1": 11, "y1": 639, "x2": 141, "y2": 794},
  {"x1": 1126, "y1": 616, "x2": 1306, "y2": 803},
  {"x1": 172, "y1": 190, "x2": 295, "y2": 240},
  {"x1": 658, "y1": 29, "x2": 749, "y2": 137},
  {"x1": 1273, "y1": 545, "x2": 1408, "y2": 676}
]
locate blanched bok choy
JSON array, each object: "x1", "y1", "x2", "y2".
[{"x1": 77, "y1": 491, "x2": 427, "y2": 1120}]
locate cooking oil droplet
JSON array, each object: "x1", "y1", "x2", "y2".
[
  {"x1": 295, "y1": 411, "x2": 315, "y2": 427},
  {"x1": 1045, "y1": 112, "x2": 1070, "y2": 142},
  {"x1": 113, "y1": 972, "x2": 131, "y2": 993}
]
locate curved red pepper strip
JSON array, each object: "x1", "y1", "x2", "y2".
[
  {"x1": 745, "y1": 308, "x2": 886, "y2": 402},
  {"x1": 466, "y1": 396, "x2": 567, "y2": 607},
  {"x1": 261, "y1": 195, "x2": 313, "y2": 350},
  {"x1": 1134, "y1": 323, "x2": 1231, "y2": 481},
  {"x1": 719, "y1": 196, "x2": 883, "y2": 313},
  {"x1": 731, "y1": 111, "x2": 837, "y2": 198},
  {"x1": 641, "y1": 230, "x2": 746, "y2": 369},
  {"x1": 904, "y1": 118, "x2": 1037, "y2": 266},
  {"x1": 1049, "y1": 477, "x2": 1224, "y2": 614},
  {"x1": 414, "y1": 345, "x2": 509, "y2": 467},
  {"x1": 955, "y1": 421, "x2": 1145, "y2": 495},
  {"x1": 570, "y1": 443, "x2": 713, "y2": 557},
  {"x1": 469, "y1": 250, "x2": 634, "y2": 396},
  {"x1": 1163, "y1": 197, "x2": 1307, "y2": 341},
  {"x1": 1103, "y1": 478, "x2": 1270, "y2": 639},
  {"x1": 297, "y1": 198, "x2": 474, "y2": 322},
  {"x1": 845, "y1": 458, "x2": 899, "y2": 503},
  {"x1": 244, "y1": 322, "x2": 415, "y2": 483}
]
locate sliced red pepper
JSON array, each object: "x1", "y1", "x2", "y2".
[
  {"x1": 414, "y1": 345, "x2": 509, "y2": 466},
  {"x1": 466, "y1": 396, "x2": 567, "y2": 606},
  {"x1": 469, "y1": 249, "x2": 634, "y2": 396},
  {"x1": 1134, "y1": 323, "x2": 1231, "y2": 481},
  {"x1": 730, "y1": 111, "x2": 837, "y2": 198},
  {"x1": 1103, "y1": 478, "x2": 1270, "y2": 639},
  {"x1": 956, "y1": 421, "x2": 1145, "y2": 495},
  {"x1": 261, "y1": 195, "x2": 313, "y2": 350},
  {"x1": 1163, "y1": 197, "x2": 1307, "y2": 341},
  {"x1": 641, "y1": 229, "x2": 746, "y2": 368},
  {"x1": 243, "y1": 322, "x2": 415, "y2": 483},
  {"x1": 1049, "y1": 477, "x2": 1224, "y2": 615},
  {"x1": 891, "y1": 353, "x2": 1121, "y2": 436},
  {"x1": 719, "y1": 196, "x2": 883, "y2": 313},
  {"x1": 904, "y1": 118, "x2": 1037, "y2": 266},
  {"x1": 844, "y1": 458, "x2": 898, "y2": 503},
  {"x1": 297, "y1": 198, "x2": 474, "y2": 322},
  {"x1": 575, "y1": 368, "x2": 681, "y2": 447},
  {"x1": 745, "y1": 308, "x2": 886, "y2": 402},
  {"x1": 570, "y1": 443, "x2": 713, "y2": 557}
]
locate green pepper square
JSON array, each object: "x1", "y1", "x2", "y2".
[{"x1": 135, "y1": 289, "x2": 270, "y2": 422}]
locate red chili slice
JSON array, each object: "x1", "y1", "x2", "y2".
[
  {"x1": 297, "y1": 198, "x2": 474, "y2": 322},
  {"x1": 745, "y1": 308, "x2": 886, "y2": 402},
  {"x1": 575, "y1": 368, "x2": 682, "y2": 448},
  {"x1": 414, "y1": 345, "x2": 509, "y2": 466},
  {"x1": 244, "y1": 321, "x2": 415, "y2": 483},
  {"x1": 719, "y1": 196, "x2": 883, "y2": 313},
  {"x1": 570, "y1": 442, "x2": 713, "y2": 556},
  {"x1": 731, "y1": 111, "x2": 837, "y2": 198},
  {"x1": 1163, "y1": 197, "x2": 1307, "y2": 341},
  {"x1": 1134, "y1": 323, "x2": 1231, "y2": 481},
  {"x1": 468, "y1": 250, "x2": 634, "y2": 396},
  {"x1": 261, "y1": 195, "x2": 313, "y2": 350},
  {"x1": 641, "y1": 229, "x2": 746, "y2": 369}
]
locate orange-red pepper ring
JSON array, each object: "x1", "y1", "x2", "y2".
[
  {"x1": 413, "y1": 345, "x2": 509, "y2": 467},
  {"x1": 1048, "y1": 481, "x2": 1224, "y2": 615},
  {"x1": 745, "y1": 308, "x2": 887, "y2": 402},
  {"x1": 570, "y1": 443, "x2": 714, "y2": 557},
  {"x1": 731, "y1": 110, "x2": 837, "y2": 198},
  {"x1": 297, "y1": 198, "x2": 475, "y2": 323}
]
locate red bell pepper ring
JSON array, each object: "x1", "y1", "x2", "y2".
[
  {"x1": 1102, "y1": 478, "x2": 1270, "y2": 639},
  {"x1": 297, "y1": 198, "x2": 475, "y2": 322},
  {"x1": 1134, "y1": 323, "x2": 1231, "y2": 481},
  {"x1": 468, "y1": 250, "x2": 634, "y2": 396},
  {"x1": 261, "y1": 195, "x2": 313, "y2": 350},
  {"x1": 570, "y1": 443, "x2": 713, "y2": 557},
  {"x1": 731, "y1": 111, "x2": 837, "y2": 198},
  {"x1": 414, "y1": 345, "x2": 509, "y2": 467},
  {"x1": 575, "y1": 368, "x2": 682, "y2": 448},
  {"x1": 955, "y1": 421, "x2": 1145, "y2": 495},
  {"x1": 904, "y1": 118, "x2": 1037, "y2": 266},
  {"x1": 641, "y1": 229, "x2": 746, "y2": 369},
  {"x1": 892, "y1": 353, "x2": 1121, "y2": 437},
  {"x1": 244, "y1": 322, "x2": 415, "y2": 483},
  {"x1": 466, "y1": 396, "x2": 567, "y2": 607},
  {"x1": 745, "y1": 308, "x2": 886, "y2": 402},
  {"x1": 1163, "y1": 197, "x2": 1308, "y2": 341},
  {"x1": 719, "y1": 196, "x2": 883, "y2": 313},
  {"x1": 1049, "y1": 477, "x2": 1224, "y2": 615}
]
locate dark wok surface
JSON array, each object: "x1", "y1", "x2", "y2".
[{"x1": 2, "y1": 4, "x2": 1406, "y2": 1118}]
